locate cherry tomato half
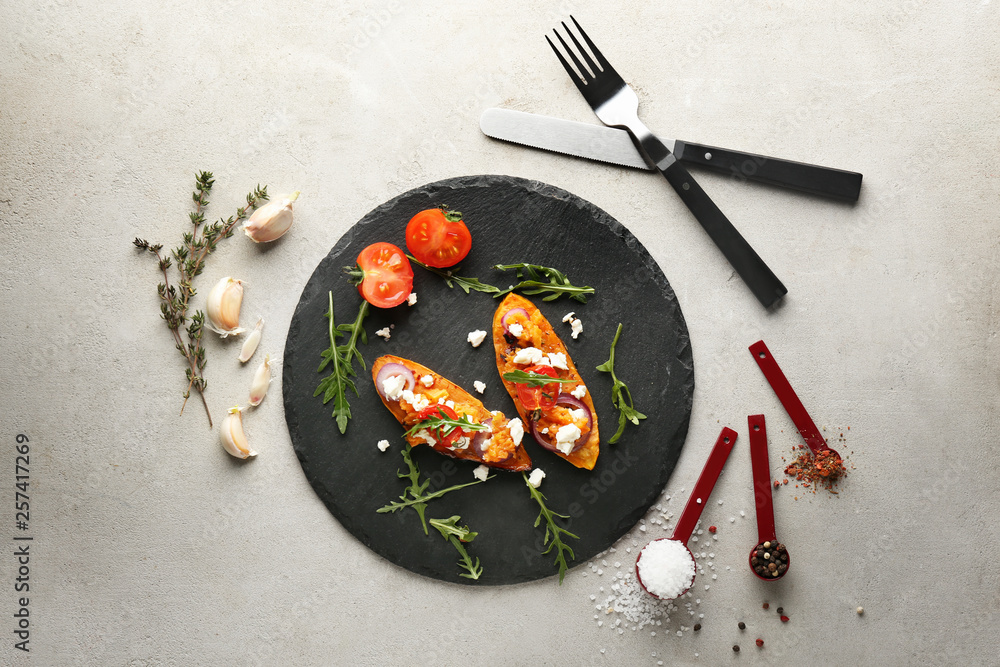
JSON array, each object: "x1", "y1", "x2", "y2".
[
  {"x1": 405, "y1": 207, "x2": 472, "y2": 268},
  {"x1": 416, "y1": 404, "x2": 465, "y2": 447},
  {"x1": 515, "y1": 365, "x2": 560, "y2": 412},
  {"x1": 353, "y1": 242, "x2": 413, "y2": 308}
]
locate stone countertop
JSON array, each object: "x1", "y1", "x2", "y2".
[{"x1": 1, "y1": 1, "x2": 997, "y2": 664}]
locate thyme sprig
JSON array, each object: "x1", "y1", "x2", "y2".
[
  {"x1": 596, "y1": 323, "x2": 646, "y2": 444},
  {"x1": 134, "y1": 171, "x2": 268, "y2": 427},
  {"x1": 378, "y1": 445, "x2": 491, "y2": 534},
  {"x1": 403, "y1": 410, "x2": 489, "y2": 440},
  {"x1": 501, "y1": 370, "x2": 575, "y2": 388},
  {"x1": 406, "y1": 254, "x2": 502, "y2": 294},
  {"x1": 429, "y1": 515, "x2": 483, "y2": 580},
  {"x1": 314, "y1": 292, "x2": 369, "y2": 434},
  {"x1": 524, "y1": 473, "x2": 579, "y2": 583},
  {"x1": 494, "y1": 263, "x2": 594, "y2": 303}
]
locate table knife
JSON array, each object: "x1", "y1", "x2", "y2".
[{"x1": 480, "y1": 108, "x2": 862, "y2": 202}]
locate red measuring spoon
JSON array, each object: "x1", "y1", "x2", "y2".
[
  {"x1": 636, "y1": 427, "x2": 737, "y2": 599},
  {"x1": 748, "y1": 340, "x2": 839, "y2": 459},
  {"x1": 748, "y1": 414, "x2": 789, "y2": 581}
]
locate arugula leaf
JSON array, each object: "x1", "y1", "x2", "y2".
[
  {"x1": 314, "y1": 293, "x2": 369, "y2": 433},
  {"x1": 494, "y1": 263, "x2": 594, "y2": 303},
  {"x1": 429, "y1": 515, "x2": 483, "y2": 580},
  {"x1": 378, "y1": 445, "x2": 491, "y2": 533},
  {"x1": 596, "y1": 323, "x2": 646, "y2": 444},
  {"x1": 501, "y1": 370, "x2": 575, "y2": 388},
  {"x1": 523, "y1": 473, "x2": 579, "y2": 584},
  {"x1": 403, "y1": 409, "x2": 489, "y2": 440},
  {"x1": 407, "y1": 254, "x2": 501, "y2": 294}
]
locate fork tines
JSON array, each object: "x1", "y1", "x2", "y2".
[{"x1": 546, "y1": 17, "x2": 621, "y2": 103}]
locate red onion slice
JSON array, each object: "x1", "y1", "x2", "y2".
[
  {"x1": 374, "y1": 363, "x2": 415, "y2": 399},
  {"x1": 470, "y1": 418, "x2": 514, "y2": 463},
  {"x1": 501, "y1": 307, "x2": 530, "y2": 334},
  {"x1": 528, "y1": 393, "x2": 593, "y2": 454}
]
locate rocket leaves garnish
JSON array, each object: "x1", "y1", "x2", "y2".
[
  {"x1": 429, "y1": 515, "x2": 484, "y2": 580},
  {"x1": 406, "y1": 254, "x2": 502, "y2": 294},
  {"x1": 314, "y1": 292, "x2": 369, "y2": 433},
  {"x1": 494, "y1": 263, "x2": 594, "y2": 303},
  {"x1": 403, "y1": 410, "x2": 489, "y2": 440},
  {"x1": 501, "y1": 370, "x2": 575, "y2": 388},
  {"x1": 377, "y1": 445, "x2": 491, "y2": 534},
  {"x1": 596, "y1": 323, "x2": 646, "y2": 444},
  {"x1": 524, "y1": 473, "x2": 579, "y2": 584}
]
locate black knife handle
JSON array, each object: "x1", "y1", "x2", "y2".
[
  {"x1": 674, "y1": 140, "x2": 863, "y2": 202},
  {"x1": 660, "y1": 158, "x2": 787, "y2": 308}
]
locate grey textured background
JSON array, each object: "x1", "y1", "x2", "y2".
[{"x1": 1, "y1": 0, "x2": 997, "y2": 665}]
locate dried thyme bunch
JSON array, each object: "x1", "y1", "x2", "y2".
[{"x1": 134, "y1": 171, "x2": 268, "y2": 427}]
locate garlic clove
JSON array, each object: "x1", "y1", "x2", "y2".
[
  {"x1": 206, "y1": 276, "x2": 246, "y2": 337},
  {"x1": 220, "y1": 406, "x2": 257, "y2": 459},
  {"x1": 239, "y1": 317, "x2": 264, "y2": 362},
  {"x1": 243, "y1": 191, "x2": 299, "y2": 243},
  {"x1": 249, "y1": 354, "x2": 273, "y2": 406}
]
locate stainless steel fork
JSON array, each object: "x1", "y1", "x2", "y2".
[{"x1": 547, "y1": 17, "x2": 787, "y2": 308}]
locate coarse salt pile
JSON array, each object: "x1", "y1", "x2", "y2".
[{"x1": 636, "y1": 539, "x2": 695, "y2": 600}]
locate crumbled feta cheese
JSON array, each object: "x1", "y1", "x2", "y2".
[
  {"x1": 375, "y1": 327, "x2": 391, "y2": 340},
  {"x1": 511, "y1": 346, "x2": 544, "y2": 365},
  {"x1": 382, "y1": 375, "x2": 407, "y2": 401},
  {"x1": 569, "y1": 408, "x2": 588, "y2": 422},
  {"x1": 555, "y1": 423, "x2": 582, "y2": 454},
  {"x1": 508, "y1": 322, "x2": 524, "y2": 338},
  {"x1": 473, "y1": 465, "x2": 489, "y2": 482},
  {"x1": 445, "y1": 400, "x2": 455, "y2": 409},
  {"x1": 546, "y1": 352, "x2": 569, "y2": 370},
  {"x1": 406, "y1": 292, "x2": 417, "y2": 306},
  {"x1": 570, "y1": 384, "x2": 587, "y2": 399},
  {"x1": 467, "y1": 330, "x2": 487, "y2": 347},
  {"x1": 508, "y1": 418, "x2": 525, "y2": 446},
  {"x1": 527, "y1": 468, "x2": 546, "y2": 488},
  {"x1": 562, "y1": 311, "x2": 576, "y2": 323},
  {"x1": 377, "y1": 439, "x2": 391, "y2": 452},
  {"x1": 541, "y1": 427, "x2": 549, "y2": 434},
  {"x1": 420, "y1": 374, "x2": 434, "y2": 388},
  {"x1": 400, "y1": 390, "x2": 429, "y2": 413},
  {"x1": 413, "y1": 429, "x2": 436, "y2": 446},
  {"x1": 570, "y1": 317, "x2": 583, "y2": 339},
  {"x1": 473, "y1": 380, "x2": 486, "y2": 394}
]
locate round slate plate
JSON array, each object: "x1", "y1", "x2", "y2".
[{"x1": 282, "y1": 175, "x2": 694, "y2": 585}]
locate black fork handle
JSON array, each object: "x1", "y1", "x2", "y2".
[
  {"x1": 660, "y1": 158, "x2": 787, "y2": 308},
  {"x1": 675, "y1": 141, "x2": 863, "y2": 202}
]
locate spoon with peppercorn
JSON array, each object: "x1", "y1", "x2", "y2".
[
  {"x1": 636, "y1": 427, "x2": 737, "y2": 600},
  {"x1": 748, "y1": 414, "x2": 790, "y2": 581}
]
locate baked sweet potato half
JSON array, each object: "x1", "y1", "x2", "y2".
[
  {"x1": 372, "y1": 354, "x2": 532, "y2": 471},
  {"x1": 492, "y1": 294, "x2": 600, "y2": 470}
]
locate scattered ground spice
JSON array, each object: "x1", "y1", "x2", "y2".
[{"x1": 783, "y1": 447, "x2": 847, "y2": 493}]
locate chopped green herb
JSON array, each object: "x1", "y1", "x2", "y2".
[
  {"x1": 596, "y1": 323, "x2": 646, "y2": 444},
  {"x1": 403, "y1": 409, "x2": 489, "y2": 440},
  {"x1": 407, "y1": 254, "x2": 501, "y2": 294},
  {"x1": 494, "y1": 263, "x2": 594, "y2": 303},
  {"x1": 429, "y1": 515, "x2": 483, "y2": 580},
  {"x1": 501, "y1": 370, "x2": 575, "y2": 388},
  {"x1": 524, "y1": 473, "x2": 579, "y2": 583},
  {"x1": 314, "y1": 292, "x2": 369, "y2": 433}
]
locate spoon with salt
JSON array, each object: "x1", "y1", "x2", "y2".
[
  {"x1": 636, "y1": 427, "x2": 737, "y2": 600},
  {"x1": 748, "y1": 414, "x2": 790, "y2": 581}
]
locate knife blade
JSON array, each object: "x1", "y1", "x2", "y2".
[{"x1": 480, "y1": 108, "x2": 862, "y2": 202}]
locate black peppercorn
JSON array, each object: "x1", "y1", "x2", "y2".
[
  {"x1": 733, "y1": 645, "x2": 740, "y2": 653},
  {"x1": 776, "y1": 607, "x2": 784, "y2": 615},
  {"x1": 694, "y1": 623, "x2": 701, "y2": 631},
  {"x1": 738, "y1": 621, "x2": 746, "y2": 630}
]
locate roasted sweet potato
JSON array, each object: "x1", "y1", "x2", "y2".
[
  {"x1": 493, "y1": 294, "x2": 600, "y2": 470},
  {"x1": 372, "y1": 354, "x2": 532, "y2": 471}
]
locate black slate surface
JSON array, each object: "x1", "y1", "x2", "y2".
[{"x1": 282, "y1": 175, "x2": 694, "y2": 585}]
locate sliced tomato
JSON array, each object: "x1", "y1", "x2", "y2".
[
  {"x1": 353, "y1": 242, "x2": 413, "y2": 308},
  {"x1": 514, "y1": 364, "x2": 560, "y2": 412},
  {"x1": 405, "y1": 207, "x2": 472, "y2": 268},
  {"x1": 415, "y1": 404, "x2": 465, "y2": 447}
]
